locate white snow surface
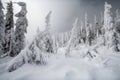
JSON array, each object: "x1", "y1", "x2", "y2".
[{"x1": 0, "y1": 46, "x2": 120, "y2": 80}]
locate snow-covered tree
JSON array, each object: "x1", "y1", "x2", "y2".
[
  {"x1": 104, "y1": 2, "x2": 114, "y2": 47},
  {"x1": 113, "y1": 9, "x2": 120, "y2": 52},
  {"x1": 22, "y1": 11, "x2": 54, "y2": 54},
  {"x1": 77, "y1": 20, "x2": 82, "y2": 44},
  {"x1": 85, "y1": 13, "x2": 90, "y2": 44},
  {"x1": 45, "y1": 11, "x2": 51, "y2": 32},
  {"x1": 94, "y1": 16, "x2": 98, "y2": 38},
  {"x1": 7, "y1": 11, "x2": 54, "y2": 71},
  {"x1": 14, "y1": 2, "x2": 28, "y2": 56},
  {"x1": 0, "y1": 0, "x2": 5, "y2": 56},
  {"x1": 9, "y1": 28, "x2": 16, "y2": 56},
  {"x1": 65, "y1": 18, "x2": 79, "y2": 56},
  {"x1": 4, "y1": 1, "x2": 14, "y2": 55},
  {"x1": 116, "y1": 9, "x2": 120, "y2": 19},
  {"x1": 71, "y1": 18, "x2": 80, "y2": 47},
  {"x1": 100, "y1": 12, "x2": 104, "y2": 35},
  {"x1": 88, "y1": 24, "x2": 94, "y2": 46},
  {"x1": 44, "y1": 11, "x2": 54, "y2": 53},
  {"x1": 7, "y1": 40, "x2": 46, "y2": 72},
  {"x1": 81, "y1": 21, "x2": 86, "y2": 43},
  {"x1": 85, "y1": 13, "x2": 91, "y2": 45}
]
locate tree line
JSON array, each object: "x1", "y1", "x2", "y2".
[
  {"x1": 0, "y1": 1, "x2": 120, "y2": 58},
  {"x1": 0, "y1": 1, "x2": 28, "y2": 57}
]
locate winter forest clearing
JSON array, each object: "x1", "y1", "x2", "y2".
[{"x1": 0, "y1": 0, "x2": 120, "y2": 80}]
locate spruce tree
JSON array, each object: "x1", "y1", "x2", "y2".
[
  {"x1": 65, "y1": 18, "x2": 79, "y2": 56},
  {"x1": 44, "y1": 11, "x2": 54, "y2": 53},
  {"x1": 104, "y1": 2, "x2": 114, "y2": 47},
  {"x1": 113, "y1": 9, "x2": 120, "y2": 52},
  {"x1": 88, "y1": 24, "x2": 93, "y2": 46},
  {"x1": 4, "y1": 1, "x2": 14, "y2": 55},
  {"x1": 14, "y1": 2, "x2": 28, "y2": 56},
  {"x1": 0, "y1": 0, "x2": 5, "y2": 56}
]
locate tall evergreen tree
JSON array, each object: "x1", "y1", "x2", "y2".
[
  {"x1": 65, "y1": 18, "x2": 79, "y2": 56},
  {"x1": 88, "y1": 24, "x2": 93, "y2": 46},
  {"x1": 113, "y1": 9, "x2": 120, "y2": 52},
  {"x1": 94, "y1": 16, "x2": 99, "y2": 39},
  {"x1": 44, "y1": 11, "x2": 54, "y2": 53},
  {"x1": 85, "y1": 13, "x2": 91, "y2": 45},
  {"x1": 104, "y1": 2, "x2": 114, "y2": 47},
  {"x1": 4, "y1": 1, "x2": 14, "y2": 55},
  {"x1": 0, "y1": 0, "x2": 5, "y2": 56},
  {"x1": 100, "y1": 12, "x2": 104, "y2": 35},
  {"x1": 14, "y1": 2, "x2": 28, "y2": 56},
  {"x1": 81, "y1": 21, "x2": 86, "y2": 43}
]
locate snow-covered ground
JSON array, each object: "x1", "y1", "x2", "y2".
[{"x1": 0, "y1": 46, "x2": 120, "y2": 80}]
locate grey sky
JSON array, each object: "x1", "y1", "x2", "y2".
[{"x1": 2, "y1": 0, "x2": 120, "y2": 42}]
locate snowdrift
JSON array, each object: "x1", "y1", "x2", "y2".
[
  {"x1": 7, "y1": 46, "x2": 46, "y2": 72},
  {"x1": 1, "y1": 45, "x2": 120, "y2": 80}
]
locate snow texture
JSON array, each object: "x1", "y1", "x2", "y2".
[{"x1": 0, "y1": 45, "x2": 120, "y2": 80}]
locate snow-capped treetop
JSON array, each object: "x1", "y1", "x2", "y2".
[
  {"x1": 15, "y1": 2, "x2": 28, "y2": 33},
  {"x1": 45, "y1": 11, "x2": 53, "y2": 35},
  {"x1": 71, "y1": 18, "x2": 79, "y2": 40},
  {"x1": 15, "y1": 2, "x2": 27, "y2": 17},
  {"x1": 17, "y1": 2, "x2": 26, "y2": 6},
  {"x1": 105, "y1": 2, "x2": 112, "y2": 9},
  {"x1": 45, "y1": 11, "x2": 52, "y2": 28},
  {"x1": 85, "y1": 13, "x2": 89, "y2": 28},
  {"x1": 104, "y1": 2, "x2": 113, "y2": 31}
]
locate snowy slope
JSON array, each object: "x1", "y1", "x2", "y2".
[{"x1": 0, "y1": 46, "x2": 120, "y2": 80}]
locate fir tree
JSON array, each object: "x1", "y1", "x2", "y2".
[
  {"x1": 44, "y1": 11, "x2": 54, "y2": 53},
  {"x1": 4, "y1": 1, "x2": 14, "y2": 55},
  {"x1": 65, "y1": 18, "x2": 79, "y2": 56},
  {"x1": 0, "y1": 0, "x2": 5, "y2": 56},
  {"x1": 104, "y1": 2, "x2": 114, "y2": 47},
  {"x1": 14, "y1": 2, "x2": 28, "y2": 56},
  {"x1": 88, "y1": 24, "x2": 93, "y2": 46},
  {"x1": 113, "y1": 9, "x2": 120, "y2": 52}
]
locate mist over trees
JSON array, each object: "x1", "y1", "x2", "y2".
[{"x1": 0, "y1": 0, "x2": 120, "y2": 73}]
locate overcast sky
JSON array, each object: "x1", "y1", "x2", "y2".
[{"x1": 2, "y1": 0, "x2": 120, "y2": 41}]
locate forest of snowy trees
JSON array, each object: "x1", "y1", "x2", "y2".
[{"x1": 0, "y1": 0, "x2": 120, "y2": 74}]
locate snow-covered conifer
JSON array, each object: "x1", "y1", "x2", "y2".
[
  {"x1": 104, "y1": 2, "x2": 114, "y2": 47},
  {"x1": 88, "y1": 24, "x2": 93, "y2": 46},
  {"x1": 4, "y1": 1, "x2": 14, "y2": 55},
  {"x1": 85, "y1": 13, "x2": 90, "y2": 45},
  {"x1": 0, "y1": 0, "x2": 5, "y2": 56},
  {"x1": 94, "y1": 16, "x2": 98, "y2": 38},
  {"x1": 7, "y1": 29, "x2": 46, "y2": 72},
  {"x1": 14, "y1": 2, "x2": 28, "y2": 56},
  {"x1": 44, "y1": 11, "x2": 54, "y2": 53},
  {"x1": 45, "y1": 11, "x2": 52, "y2": 31},
  {"x1": 113, "y1": 9, "x2": 120, "y2": 52},
  {"x1": 65, "y1": 18, "x2": 79, "y2": 56},
  {"x1": 80, "y1": 21, "x2": 86, "y2": 43}
]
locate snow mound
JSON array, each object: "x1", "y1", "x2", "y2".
[
  {"x1": 1, "y1": 53, "x2": 120, "y2": 80},
  {"x1": 7, "y1": 46, "x2": 46, "y2": 72}
]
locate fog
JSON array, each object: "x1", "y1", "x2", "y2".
[{"x1": 2, "y1": 0, "x2": 120, "y2": 42}]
